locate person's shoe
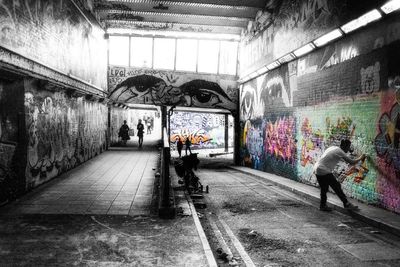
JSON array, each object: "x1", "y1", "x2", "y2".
[
  {"x1": 344, "y1": 202, "x2": 359, "y2": 211},
  {"x1": 320, "y1": 206, "x2": 333, "y2": 212}
]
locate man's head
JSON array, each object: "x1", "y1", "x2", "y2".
[
  {"x1": 340, "y1": 139, "x2": 352, "y2": 153},
  {"x1": 123, "y1": 120, "x2": 127, "y2": 124}
]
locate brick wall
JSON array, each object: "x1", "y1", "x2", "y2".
[
  {"x1": 24, "y1": 78, "x2": 108, "y2": 189},
  {"x1": 239, "y1": 15, "x2": 400, "y2": 213}
]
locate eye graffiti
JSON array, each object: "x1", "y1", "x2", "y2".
[
  {"x1": 109, "y1": 75, "x2": 236, "y2": 111},
  {"x1": 240, "y1": 83, "x2": 256, "y2": 120},
  {"x1": 179, "y1": 80, "x2": 236, "y2": 110}
]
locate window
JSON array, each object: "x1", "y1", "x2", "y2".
[
  {"x1": 153, "y1": 38, "x2": 175, "y2": 70},
  {"x1": 131, "y1": 37, "x2": 153, "y2": 68},
  {"x1": 197, "y1": 40, "x2": 219, "y2": 74},
  {"x1": 219, "y1": 41, "x2": 238, "y2": 75},
  {"x1": 109, "y1": 36, "x2": 129, "y2": 66},
  {"x1": 176, "y1": 39, "x2": 197, "y2": 72}
]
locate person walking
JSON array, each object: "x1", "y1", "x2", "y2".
[
  {"x1": 177, "y1": 139, "x2": 183, "y2": 158},
  {"x1": 118, "y1": 120, "x2": 130, "y2": 146},
  {"x1": 137, "y1": 119, "x2": 144, "y2": 148},
  {"x1": 314, "y1": 139, "x2": 366, "y2": 212},
  {"x1": 185, "y1": 137, "x2": 192, "y2": 155}
]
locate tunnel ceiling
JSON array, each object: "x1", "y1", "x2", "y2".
[{"x1": 93, "y1": 0, "x2": 270, "y2": 35}]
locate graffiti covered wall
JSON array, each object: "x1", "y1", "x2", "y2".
[
  {"x1": 239, "y1": 0, "x2": 387, "y2": 75},
  {"x1": 239, "y1": 14, "x2": 400, "y2": 213},
  {"x1": 108, "y1": 67, "x2": 238, "y2": 114},
  {"x1": 0, "y1": 76, "x2": 25, "y2": 204},
  {"x1": 170, "y1": 111, "x2": 231, "y2": 150},
  {"x1": 0, "y1": 0, "x2": 107, "y2": 89},
  {"x1": 24, "y1": 79, "x2": 107, "y2": 188}
]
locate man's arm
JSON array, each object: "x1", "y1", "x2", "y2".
[{"x1": 342, "y1": 151, "x2": 366, "y2": 165}]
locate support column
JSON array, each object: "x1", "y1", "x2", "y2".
[{"x1": 225, "y1": 113, "x2": 229, "y2": 152}]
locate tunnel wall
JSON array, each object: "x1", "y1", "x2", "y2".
[
  {"x1": 0, "y1": 77, "x2": 26, "y2": 204},
  {"x1": 239, "y1": 15, "x2": 400, "y2": 213},
  {"x1": 0, "y1": 0, "x2": 107, "y2": 88},
  {"x1": 239, "y1": 0, "x2": 387, "y2": 76},
  {"x1": 0, "y1": 0, "x2": 109, "y2": 203},
  {"x1": 24, "y1": 79, "x2": 108, "y2": 189}
]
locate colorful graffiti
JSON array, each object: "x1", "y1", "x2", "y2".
[
  {"x1": 108, "y1": 67, "x2": 238, "y2": 113},
  {"x1": 265, "y1": 116, "x2": 296, "y2": 163},
  {"x1": 170, "y1": 112, "x2": 228, "y2": 149},
  {"x1": 375, "y1": 102, "x2": 400, "y2": 177},
  {"x1": 25, "y1": 84, "x2": 107, "y2": 187}
]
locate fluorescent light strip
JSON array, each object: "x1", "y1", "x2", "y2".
[
  {"x1": 278, "y1": 53, "x2": 295, "y2": 64},
  {"x1": 313, "y1": 29, "x2": 343, "y2": 47},
  {"x1": 381, "y1": 0, "x2": 400, "y2": 14},
  {"x1": 341, "y1": 9, "x2": 382, "y2": 34},
  {"x1": 266, "y1": 61, "x2": 280, "y2": 70},
  {"x1": 247, "y1": 72, "x2": 258, "y2": 79},
  {"x1": 256, "y1": 66, "x2": 269, "y2": 75},
  {"x1": 293, "y1": 43, "x2": 315, "y2": 57}
]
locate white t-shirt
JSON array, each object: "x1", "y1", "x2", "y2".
[{"x1": 314, "y1": 146, "x2": 357, "y2": 176}]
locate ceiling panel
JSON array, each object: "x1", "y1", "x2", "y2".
[{"x1": 94, "y1": 0, "x2": 269, "y2": 35}]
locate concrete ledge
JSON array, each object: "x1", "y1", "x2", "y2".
[{"x1": 230, "y1": 166, "x2": 400, "y2": 238}]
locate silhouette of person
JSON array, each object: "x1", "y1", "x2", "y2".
[
  {"x1": 185, "y1": 137, "x2": 192, "y2": 155},
  {"x1": 118, "y1": 120, "x2": 130, "y2": 146},
  {"x1": 137, "y1": 119, "x2": 144, "y2": 148},
  {"x1": 177, "y1": 139, "x2": 183, "y2": 158}
]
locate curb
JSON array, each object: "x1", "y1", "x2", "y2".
[
  {"x1": 187, "y1": 194, "x2": 218, "y2": 267},
  {"x1": 231, "y1": 166, "x2": 400, "y2": 238}
]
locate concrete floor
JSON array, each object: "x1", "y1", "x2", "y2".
[{"x1": 1, "y1": 140, "x2": 159, "y2": 216}]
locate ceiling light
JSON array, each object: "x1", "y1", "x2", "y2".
[
  {"x1": 266, "y1": 61, "x2": 280, "y2": 70},
  {"x1": 256, "y1": 66, "x2": 269, "y2": 75},
  {"x1": 341, "y1": 9, "x2": 382, "y2": 33},
  {"x1": 247, "y1": 72, "x2": 258, "y2": 79},
  {"x1": 293, "y1": 43, "x2": 315, "y2": 57},
  {"x1": 313, "y1": 29, "x2": 343, "y2": 47},
  {"x1": 278, "y1": 53, "x2": 295, "y2": 64},
  {"x1": 381, "y1": 0, "x2": 400, "y2": 14}
]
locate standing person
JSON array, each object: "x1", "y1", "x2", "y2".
[
  {"x1": 185, "y1": 137, "x2": 192, "y2": 155},
  {"x1": 177, "y1": 139, "x2": 183, "y2": 158},
  {"x1": 137, "y1": 119, "x2": 144, "y2": 148},
  {"x1": 314, "y1": 139, "x2": 366, "y2": 212},
  {"x1": 118, "y1": 120, "x2": 130, "y2": 146}
]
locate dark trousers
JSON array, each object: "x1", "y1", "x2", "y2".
[{"x1": 316, "y1": 173, "x2": 348, "y2": 207}]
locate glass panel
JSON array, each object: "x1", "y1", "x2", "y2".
[
  {"x1": 219, "y1": 41, "x2": 238, "y2": 75},
  {"x1": 153, "y1": 38, "x2": 176, "y2": 70},
  {"x1": 131, "y1": 37, "x2": 153, "y2": 68},
  {"x1": 198, "y1": 40, "x2": 219, "y2": 74},
  {"x1": 176, "y1": 39, "x2": 197, "y2": 72},
  {"x1": 109, "y1": 36, "x2": 129, "y2": 66}
]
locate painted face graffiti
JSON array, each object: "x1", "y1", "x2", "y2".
[{"x1": 109, "y1": 74, "x2": 236, "y2": 112}]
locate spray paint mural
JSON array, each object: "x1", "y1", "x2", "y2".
[
  {"x1": 170, "y1": 112, "x2": 228, "y2": 149},
  {"x1": 0, "y1": 0, "x2": 107, "y2": 88},
  {"x1": 108, "y1": 67, "x2": 238, "y2": 113},
  {"x1": 25, "y1": 82, "x2": 107, "y2": 188},
  {"x1": 375, "y1": 91, "x2": 400, "y2": 212}
]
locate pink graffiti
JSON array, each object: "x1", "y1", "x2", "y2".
[{"x1": 264, "y1": 116, "x2": 296, "y2": 162}]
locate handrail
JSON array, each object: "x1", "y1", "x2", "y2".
[{"x1": 159, "y1": 126, "x2": 174, "y2": 218}]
